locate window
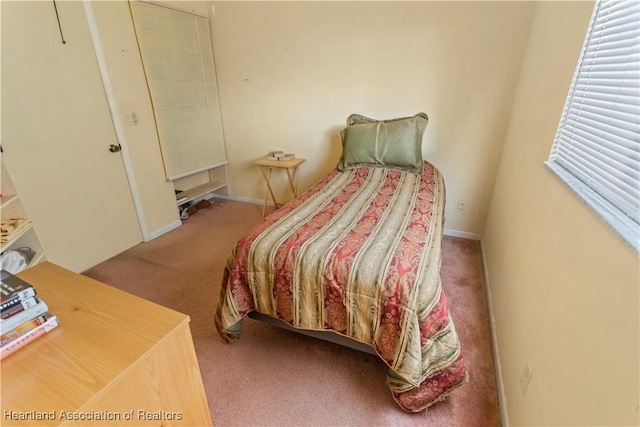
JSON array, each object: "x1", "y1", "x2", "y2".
[{"x1": 546, "y1": 0, "x2": 640, "y2": 253}]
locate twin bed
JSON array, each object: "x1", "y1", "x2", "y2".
[{"x1": 214, "y1": 113, "x2": 468, "y2": 412}]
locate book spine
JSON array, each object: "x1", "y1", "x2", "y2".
[
  {"x1": 0, "y1": 291, "x2": 37, "y2": 312},
  {"x1": 0, "y1": 271, "x2": 36, "y2": 303},
  {"x1": 0, "y1": 296, "x2": 22, "y2": 313},
  {"x1": 0, "y1": 297, "x2": 39, "y2": 319},
  {"x1": 0, "y1": 287, "x2": 36, "y2": 304},
  {"x1": 0, "y1": 301, "x2": 49, "y2": 331},
  {"x1": 0, "y1": 314, "x2": 59, "y2": 360},
  {"x1": 0, "y1": 314, "x2": 48, "y2": 346}
]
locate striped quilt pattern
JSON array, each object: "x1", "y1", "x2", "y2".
[{"x1": 215, "y1": 162, "x2": 468, "y2": 412}]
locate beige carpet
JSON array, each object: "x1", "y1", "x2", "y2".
[{"x1": 84, "y1": 199, "x2": 500, "y2": 426}]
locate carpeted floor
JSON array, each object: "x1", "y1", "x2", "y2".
[{"x1": 84, "y1": 199, "x2": 500, "y2": 426}]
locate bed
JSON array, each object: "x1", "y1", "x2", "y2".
[{"x1": 215, "y1": 113, "x2": 468, "y2": 412}]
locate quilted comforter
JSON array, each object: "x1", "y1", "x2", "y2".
[{"x1": 215, "y1": 162, "x2": 468, "y2": 412}]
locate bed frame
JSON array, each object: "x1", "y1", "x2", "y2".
[{"x1": 247, "y1": 311, "x2": 377, "y2": 355}]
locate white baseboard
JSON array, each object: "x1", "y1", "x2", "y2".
[
  {"x1": 444, "y1": 229, "x2": 482, "y2": 240},
  {"x1": 146, "y1": 219, "x2": 182, "y2": 241},
  {"x1": 480, "y1": 237, "x2": 509, "y2": 427}
]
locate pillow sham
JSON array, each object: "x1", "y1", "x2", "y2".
[{"x1": 337, "y1": 112, "x2": 428, "y2": 175}]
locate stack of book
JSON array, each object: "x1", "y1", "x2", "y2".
[
  {"x1": 266, "y1": 151, "x2": 295, "y2": 161},
  {"x1": 0, "y1": 270, "x2": 59, "y2": 360}
]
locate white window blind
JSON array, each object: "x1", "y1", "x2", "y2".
[
  {"x1": 547, "y1": 0, "x2": 640, "y2": 251},
  {"x1": 130, "y1": 1, "x2": 226, "y2": 180}
]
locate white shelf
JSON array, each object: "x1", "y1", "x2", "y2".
[
  {"x1": 176, "y1": 181, "x2": 227, "y2": 206},
  {"x1": 1, "y1": 156, "x2": 47, "y2": 267},
  {"x1": 30, "y1": 251, "x2": 46, "y2": 267},
  {"x1": 1, "y1": 194, "x2": 19, "y2": 210},
  {"x1": 1, "y1": 219, "x2": 33, "y2": 250},
  {"x1": 7, "y1": 227, "x2": 46, "y2": 268}
]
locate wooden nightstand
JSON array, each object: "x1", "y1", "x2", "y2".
[{"x1": 253, "y1": 157, "x2": 305, "y2": 217}]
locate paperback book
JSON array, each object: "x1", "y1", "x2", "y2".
[
  {"x1": 0, "y1": 312, "x2": 59, "y2": 360},
  {"x1": 0, "y1": 300, "x2": 49, "y2": 332},
  {"x1": 0, "y1": 313, "x2": 49, "y2": 346},
  {"x1": 0, "y1": 296, "x2": 39, "y2": 319}
]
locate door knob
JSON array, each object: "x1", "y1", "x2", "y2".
[{"x1": 108, "y1": 144, "x2": 121, "y2": 153}]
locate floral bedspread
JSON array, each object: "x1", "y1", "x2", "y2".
[{"x1": 215, "y1": 162, "x2": 468, "y2": 412}]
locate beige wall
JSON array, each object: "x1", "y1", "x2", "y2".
[
  {"x1": 210, "y1": 1, "x2": 535, "y2": 234},
  {"x1": 483, "y1": 1, "x2": 639, "y2": 426}
]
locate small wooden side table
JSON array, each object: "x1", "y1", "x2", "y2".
[{"x1": 253, "y1": 156, "x2": 305, "y2": 216}]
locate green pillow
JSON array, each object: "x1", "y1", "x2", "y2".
[{"x1": 337, "y1": 113, "x2": 428, "y2": 175}]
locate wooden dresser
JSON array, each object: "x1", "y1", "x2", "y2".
[{"x1": 0, "y1": 262, "x2": 212, "y2": 426}]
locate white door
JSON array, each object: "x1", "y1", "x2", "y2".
[{"x1": 1, "y1": 1, "x2": 142, "y2": 272}]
